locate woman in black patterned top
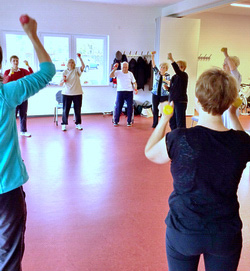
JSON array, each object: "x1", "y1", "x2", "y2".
[{"x1": 145, "y1": 68, "x2": 250, "y2": 271}]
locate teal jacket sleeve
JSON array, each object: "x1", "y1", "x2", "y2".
[{"x1": 0, "y1": 62, "x2": 56, "y2": 108}]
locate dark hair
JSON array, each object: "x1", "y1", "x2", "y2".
[{"x1": 10, "y1": 55, "x2": 19, "y2": 62}]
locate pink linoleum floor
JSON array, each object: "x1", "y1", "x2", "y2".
[{"x1": 18, "y1": 114, "x2": 250, "y2": 271}]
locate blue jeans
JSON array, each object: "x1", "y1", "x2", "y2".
[
  {"x1": 166, "y1": 227, "x2": 242, "y2": 271},
  {"x1": 114, "y1": 91, "x2": 133, "y2": 124},
  {"x1": 16, "y1": 100, "x2": 28, "y2": 132}
]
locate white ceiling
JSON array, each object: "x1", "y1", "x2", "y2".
[
  {"x1": 72, "y1": 0, "x2": 250, "y2": 16},
  {"x1": 72, "y1": 0, "x2": 181, "y2": 7},
  {"x1": 212, "y1": 0, "x2": 250, "y2": 16}
]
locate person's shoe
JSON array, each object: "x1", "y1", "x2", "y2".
[
  {"x1": 114, "y1": 122, "x2": 119, "y2": 126},
  {"x1": 20, "y1": 132, "x2": 31, "y2": 137},
  {"x1": 62, "y1": 124, "x2": 67, "y2": 131},
  {"x1": 127, "y1": 122, "x2": 132, "y2": 127},
  {"x1": 76, "y1": 124, "x2": 83, "y2": 130}
]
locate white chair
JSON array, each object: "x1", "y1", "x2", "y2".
[
  {"x1": 191, "y1": 116, "x2": 199, "y2": 127},
  {"x1": 54, "y1": 90, "x2": 74, "y2": 126}
]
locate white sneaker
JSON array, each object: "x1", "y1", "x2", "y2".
[
  {"x1": 62, "y1": 124, "x2": 67, "y2": 131},
  {"x1": 76, "y1": 124, "x2": 83, "y2": 130},
  {"x1": 20, "y1": 132, "x2": 31, "y2": 137}
]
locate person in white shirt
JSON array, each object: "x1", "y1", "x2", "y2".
[
  {"x1": 110, "y1": 62, "x2": 137, "y2": 126},
  {"x1": 221, "y1": 47, "x2": 242, "y2": 128},
  {"x1": 60, "y1": 54, "x2": 85, "y2": 131}
]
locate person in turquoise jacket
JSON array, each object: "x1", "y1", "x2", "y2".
[{"x1": 0, "y1": 15, "x2": 55, "y2": 270}]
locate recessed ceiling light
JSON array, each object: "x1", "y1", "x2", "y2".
[{"x1": 230, "y1": 3, "x2": 250, "y2": 8}]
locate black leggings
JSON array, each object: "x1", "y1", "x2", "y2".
[
  {"x1": 166, "y1": 227, "x2": 242, "y2": 271},
  {"x1": 0, "y1": 187, "x2": 27, "y2": 271},
  {"x1": 152, "y1": 94, "x2": 168, "y2": 127},
  {"x1": 169, "y1": 101, "x2": 187, "y2": 130},
  {"x1": 62, "y1": 94, "x2": 82, "y2": 125}
]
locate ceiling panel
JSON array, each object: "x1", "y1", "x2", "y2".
[
  {"x1": 71, "y1": 0, "x2": 250, "y2": 16},
  {"x1": 210, "y1": 1, "x2": 250, "y2": 16},
  {"x1": 72, "y1": 0, "x2": 181, "y2": 7}
]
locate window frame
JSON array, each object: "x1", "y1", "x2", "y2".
[
  {"x1": 41, "y1": 32, "x2": 109, "y2": 87},
  {"x1": 1, "y1": 31, "x2": 109, "y2": 87},
  {"x1": 1, "y1": 30, "x2": 38, "y2": 73}
]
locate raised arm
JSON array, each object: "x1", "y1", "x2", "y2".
[
  {"x1": 24, "y1": 60, "x2": 33, "y2": 74},
  {"x1": 168, "y1": 52, "x2": 187, "y2": 78},
  {"x1": 151, "y1": 51, "x2": 156, "y2": 68},
  {"x1": 110, "y1": 63, "x2": 118, "y2": 78},
  {"x1": 21, "y1": 15, "x2": 52, "y2": 64},
  {"x1": 3, "y1": 70, "x2": 13, "y2": 84},
  {"x1": 168, "y1": 52, "x2": 180, "y2": 75},
  {"x1": 228, "y1": 104, "x2": 244, "y2": 131},
  {"x1": 221, "y1": 48, "x2": 237, "y2": 71},
  {"x1": 167, "y1": 53, "x2": 174, "y2": 64},
  {"x1": 77, "y1": 54, "x2": 85, "y2": 72},
  {"x1": 2, "y1": 15, "x2": 55, "y2": 108}
]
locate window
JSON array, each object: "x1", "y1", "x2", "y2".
[
  {"x1": 3, "y1": 32, "x2": 36, "y2": 71},
  {"x1": 75, "y1": 36, "x2": 107, "y2": 85},
  {"x1": 42, "y1": 35, "x2": 70, "y2": 85},
  {"x1": 2, "y1": 32, "x2": 109, "y2": 86},
  {"x1": 41, "y1": 33, "x2": 109, "y2": 86}
]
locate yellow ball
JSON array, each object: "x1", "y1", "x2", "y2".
[
  {"x1": 232, "y1": 97, "x2": 242, "y2": 108},
  {"x1": 163, "y1": 105, "x2": 173, "y2": 115},
  {"x1": 221, "y1": 47, "x2": 226, "y2": 52}
]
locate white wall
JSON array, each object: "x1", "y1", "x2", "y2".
[
  {"x1": 2, "y1": 2, "x2": 250, "y2": 116},
  {"x1": 0, "y1": 0, "x2": 161, "y2": 115},
  {"x1": 155, "y1": 17, "x2": 201, "y2": 115},
  {"x1": 188, "y1": 12, "x2": 250, "y2": 83}
]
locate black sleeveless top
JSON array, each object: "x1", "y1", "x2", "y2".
[{"x1": 165, "y1": 126, "x2": 250, "y2": 234}]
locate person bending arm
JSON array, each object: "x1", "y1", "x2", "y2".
[{"x1": 145, "y1": 101, "x2": 173, "y2": 164}]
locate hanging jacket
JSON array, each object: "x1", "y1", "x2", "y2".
[
  {"x1": 137, "y1": 56, "x2": 146, "y2": 90},
  {"x1": 122, "y1": 54, "x2": 128, "y2": 62},
  {"x1": 129, "y1": 58, "x2": 138, "y2": 81}
]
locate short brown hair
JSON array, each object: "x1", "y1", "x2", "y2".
[
  {"x1": 10, "y1": 55, "x2": 19, "y2": 62},
  {"x1": 177, "y1": 60, "x2": 187, "y2": 71},
  {"x1": 195, "y1": 68, "x2": 238, "y2": 115}
]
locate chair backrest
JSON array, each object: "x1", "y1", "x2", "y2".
[{"x1": 56, "y1": 90, "x2": 63, "y2": 104}]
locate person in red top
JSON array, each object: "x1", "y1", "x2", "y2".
[{"x1": 3, "y1": 56, "x2": 33, "y2": 137}]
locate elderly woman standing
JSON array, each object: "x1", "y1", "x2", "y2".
[
  {"x1": 151, "y1": 51, "x2": 170, "y2": 128},
  {"x1": 221, "y1": 47, "x2": 242, "y2": 128},
  {"x1": 60, "y1": 54, "x2": 85, "y2": 131}
]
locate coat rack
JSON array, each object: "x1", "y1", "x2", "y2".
[
  {"x1": 198, "y1": 54, "x2": 212, "y2": 61},
  {"x1": 123, "y1": 51, "x2": 152, "y2": 57}
]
